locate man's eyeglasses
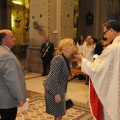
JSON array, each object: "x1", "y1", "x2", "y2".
[{"x1": 103, "y1": 29, "x2": 110, "y2": 35}]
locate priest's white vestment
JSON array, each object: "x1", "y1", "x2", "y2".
[{"x1": 81, "y1": 35, "x2": 120, "y2": 120}]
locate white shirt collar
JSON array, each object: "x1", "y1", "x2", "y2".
[{"x1": 2, "y1": 45, "x2": 10, "y2": 50}]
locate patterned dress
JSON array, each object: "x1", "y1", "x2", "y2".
[{"x1": 43, "y1": 55, "x2": 70, "y2": 116}]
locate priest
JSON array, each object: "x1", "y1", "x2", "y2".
[{"x1": 74, "y1": 20, "x2": 120, "y2": 120}]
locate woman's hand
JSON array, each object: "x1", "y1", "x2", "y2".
[{"x1": 55, "y1": 94, "x2": 61, "y2": 103}]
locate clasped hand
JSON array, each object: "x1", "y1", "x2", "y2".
[
  {"x1": 18, "y1": 100, "x2": 25, "y2": 107},
  {"x1": 55, "y1": 94, "x2": 61, "y2": 103}
]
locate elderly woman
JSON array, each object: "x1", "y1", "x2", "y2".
[{"x1": 43, "y1": 38, "x2": 74, "y2": 120}]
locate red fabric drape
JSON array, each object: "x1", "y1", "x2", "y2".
[{"x1": 90, "y1": 80, "x2": 103, "y2": 120}]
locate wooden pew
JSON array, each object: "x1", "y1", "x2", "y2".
[
  {"x1": 69, "y1": 59, "x2": 89, "y2": 82},
  {"x1": 70, "y1": 68, "x2": 88, "y2": 81}
]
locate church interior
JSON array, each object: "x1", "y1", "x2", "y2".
[{"x1": 0, "y1": 0, "x2": 120, "y2": 119}]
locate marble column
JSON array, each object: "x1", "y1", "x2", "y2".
[{"x1": 24, "y1": 0, "x2": 74, "y2": 73}]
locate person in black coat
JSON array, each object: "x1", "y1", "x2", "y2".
[
  {"x1": 94, "y1": 37, "x2": 107, "y2": 55},
  {"x1": 40, "y1": 36, "x2": 54, "y2": 76}
]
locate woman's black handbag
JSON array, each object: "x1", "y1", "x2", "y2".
[{"x1": 66, "y1": 99, "x2": 74, "y2": 110}]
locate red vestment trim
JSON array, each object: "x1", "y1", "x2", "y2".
[{"x1": 90, "y1": 80, "x2": 103, "y2": 120}]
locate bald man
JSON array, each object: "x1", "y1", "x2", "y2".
[{"x1": 0, "y1": 29, "x2": 26, "y2": 120}]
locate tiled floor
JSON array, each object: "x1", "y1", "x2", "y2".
[{"x1": 25, "y1": 72, "x2": 89, "y2": 103}]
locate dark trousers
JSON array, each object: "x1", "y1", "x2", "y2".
[
  {"x1": 42, "y1": 57, "x2": 51, "y2": 75},
  {"x1": 0, "y1": 107, "x2": 17, "y2": 120}
]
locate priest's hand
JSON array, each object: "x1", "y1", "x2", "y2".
[{"x1": 74, "y1": 53, "x2": 84, "y2": 61}]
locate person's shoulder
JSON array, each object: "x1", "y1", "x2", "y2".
[
  {"x1": 0, "y1": 46, "x2": 10, "y2": 54},
  {"x1": 49, "y1": 42, "x2": 54, "y2": 45},
  {"x1": 53, "y1": 55, "x2": 63, "y2": 60},
  {"x1": 53, "y1": 55, "x2": 64, "y2": 61},
  {"x1": 42, "y1": 42, "x2": 45, "y2": 45},
  {"x1": 51, "y1": 55, "x2": 63, "y2": 65},
  {"x1": 102, "y1": 43, "x2": 118, "y2": 55},
  {"x1": 110, "y1": 42, "x2": 120, "y2": 51},
  {"x1": 41, "y1": 43, "x2": 45, "y2": 47},
  {"x1": 0, "y1": 51, "x2": 12, "y2": 60}
]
